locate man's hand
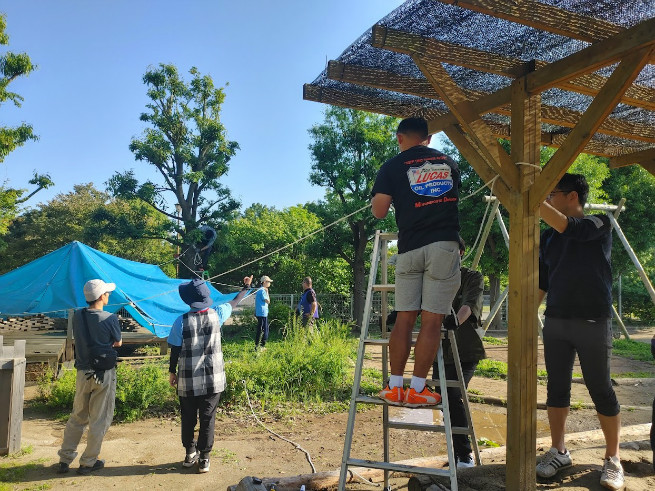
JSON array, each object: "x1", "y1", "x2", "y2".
[
  {"x1": 169, "y1": 372, "x2": 177, "y2": 387},
  {"x1": 443, "y1": 314, "x2": 459, "y2": 330},
  {"x1": 243, "y1": 275, "x2": 253, "y2": 288}
]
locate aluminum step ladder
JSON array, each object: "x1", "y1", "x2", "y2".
[{"x1": 338, "y1": 230, "x2": 481, "y2": 491}]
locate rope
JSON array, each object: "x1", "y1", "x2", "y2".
[
  {"x1": 241, "y1": 380, "x2": 317, "y2": 473},
  {"x1": 208, "y1": 203, "x2": 372, "y2": 280}
]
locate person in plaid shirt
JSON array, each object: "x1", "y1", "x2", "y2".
[{"x1": 168, "y1": 275, "x2": 253, "y2": 473}]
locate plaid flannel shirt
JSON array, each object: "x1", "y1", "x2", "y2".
[{"x1": 177, "y1": 309, "x2": 225, "y2": 397}]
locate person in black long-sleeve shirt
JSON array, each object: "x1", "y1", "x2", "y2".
[{"x1": 536, "y1": 173, "x2": 623, "y2": 490}]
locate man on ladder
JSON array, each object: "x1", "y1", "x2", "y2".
[{"x1": 371, "y1": 116, "x2": 461, "y2": 407}]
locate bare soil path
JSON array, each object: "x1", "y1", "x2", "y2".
[{"x1": 5, "y1": 327, "x2": 655, "y2": 490}]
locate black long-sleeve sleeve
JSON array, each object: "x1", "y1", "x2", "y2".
[{"x1": 169, "y1": 344, "x2": 181, "y2": 374}]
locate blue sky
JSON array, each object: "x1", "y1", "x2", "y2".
[{"x1": 1, "y1": 0, "x2": 406, "y2": 214}]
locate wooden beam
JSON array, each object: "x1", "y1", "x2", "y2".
[
  {"x1": 413, "y1": 55, "x2": 520, "y2": 191},
  {"x1": 531, "y1": 47, "x2": 653, "y2": 209},
  {"x1": 328, "y1": 61, "x2": 655, "y2": 145},
  {"x1": 371, "y1": 25, "x2": 655, "y2": 111},
  {"x1": 609, "y1": 148, "x2": 655, "y2": 168},
  {"x1": 442, "y1": 124, "x2": 510, "y2": 207},
  {"x1": 524, "y1": 18, "x2": 655, "y2": 94},
  {"x1": 504, "y1": 74, "x2": 541, "y2": 491},
  {"x1": 434, "y1": 0, "x2": 622, "y2": 42},
  {"x1": 302, "y1": 83, "x2": 446, "y2": 120}
]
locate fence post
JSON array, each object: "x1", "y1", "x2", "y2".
[{"x1": 0, "y1": 335, "x2": 26, "y2": 455}]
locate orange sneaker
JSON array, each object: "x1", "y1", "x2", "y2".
[
  {"x1": 378, "y1": 385, "x2": 404, "y2": 406},
  {"x1": 404, "y1": 386, "x2": 441, "y2": 407}
]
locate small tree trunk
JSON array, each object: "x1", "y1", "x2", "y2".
[{"x1": 488, "y1": 274, "x2": 501, "y2": 330}]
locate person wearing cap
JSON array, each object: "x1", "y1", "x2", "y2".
[
  {"x1": 167, "y1": 275, "x2": 253, "y2": 473},
  {"x1": 297, "y1": 276, "x2": 319, "y2": 328},
  {"x1": 57, "y1": 279, "x2": 122, "y2": 476},
  {"x1": 254, "y1": 275, "x2": 272, "y2": 350}
]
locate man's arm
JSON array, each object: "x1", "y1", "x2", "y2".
[
  {"x1": 371, "y1": 193, "x2": 392, "y2": 219},
  {"x1": 539, "y1": 200, "x2": 568, "y2": 233},
  {"x1": 228, "y1": 275, "x2": 254, "y2": 309}
]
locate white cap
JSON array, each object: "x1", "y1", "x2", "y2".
[
  {"x1": 83, "y1": 279, "x2": 116, "y2": 302},
  {"x1": 260, "y1": 275, "x2": 273, "y2": 283}
]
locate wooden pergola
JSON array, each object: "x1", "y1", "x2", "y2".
[{"x1": 303, "y1": 0, "x2": 655, "y2": 488}]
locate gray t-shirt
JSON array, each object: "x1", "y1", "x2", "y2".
[{"x1": 73, "y1": 308, "x2": 122, "y2": 370}]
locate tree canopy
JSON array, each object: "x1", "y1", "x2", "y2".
[
  {"x1": 107, "y1": 64, "x2": 240, "y2": 275},
  {"x1": 307, "y1": 106, "x2": 398, "y2": 327},
  {"x1": 0, "y1": 14, "x2": 52, "y2": 242}
]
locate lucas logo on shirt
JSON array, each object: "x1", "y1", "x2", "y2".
[{"x1": 407, "y1": 162, "x2": 453, "y2": 197}]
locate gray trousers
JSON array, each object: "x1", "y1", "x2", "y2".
[{"x1": 58, "y1": 368, "x2": 117, "y2": 466}]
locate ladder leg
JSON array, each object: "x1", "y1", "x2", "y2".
[
  {"x1": 437, "y1": 339, "x2": 458, "y2": 491},
  {"x1": 339, "y1": 231, "x2": 383, "y2": 491},
  {"x1": 449, "y1": 330, "x2": 481, "y2": 465}
]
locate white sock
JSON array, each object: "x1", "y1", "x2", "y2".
[
  {"x1": 410, "y1": 376, "x2": 426, "y2": 392},
  {"x1": 389, "y1": 375, "x2": 404, "y2": 389}
]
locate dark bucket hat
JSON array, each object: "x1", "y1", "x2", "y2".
[{"x1": 179, "y1": 279, "x2": 213, "y2": 309}]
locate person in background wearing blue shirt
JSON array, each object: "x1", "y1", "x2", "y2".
[
  {"x1": 57, "y1": 279, "x2": 122, "y2": 476},
  {"x1": 168, "y1": 275, "x2": 253, "y2": 474},
  {"x1": 297, "y1": 276, "x2": 319, "y2": 327},
  {"x1": 254, "y1": 275, "x2": 272, "y2": 350},
  {"x1": 536, "y1": 173, "x2": 623, "y2": 490}
]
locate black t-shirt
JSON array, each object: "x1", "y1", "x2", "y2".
[
  {"x1": 539, "y1": 214, "x2": 612, "y2": 319},
  {"x1": 73, "y1": 308, "x2": 122, "y2": 370},
  {"x1": 371, "y1": 145, "x2": 460, "y2": 253}
]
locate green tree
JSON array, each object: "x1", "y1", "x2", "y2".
[
  {"x1": 603, "y1": 164, "x2": 655, "y2": 321},
  {"x1": 107, "y1": 64, "x2": 239, "y2": 277},
  {"x1": 212, "y1": 203, "x2": 351, "y2": 295},
  {"x1": 0, "y1": 184, "x2": 175, "y2": 275},
  {"x1": 307, "y1": 107, "x2": 398, "y2": 328},
  {"x1": 0, "y1": 14, "x2": 52, "y2": 241}
]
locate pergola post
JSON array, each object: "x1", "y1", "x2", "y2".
[{"x1": 505, "y1": 75, "x2": 541, "y2": 490}]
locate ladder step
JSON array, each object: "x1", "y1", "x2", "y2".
[
  {"x1": 387, "y1": 421, "x2": 473, "y2": 435},
  {"x1": 355, "y1": 395, "x2": 448, "y2": 412},
  {"x1": 346, "y1": 458, "x2": 451, "y2": 478},
  {"x1": 373, "y1": 284, "x2": 395, "y2": 292},
  {"x1": 379, "y1": 232, "x2": 398, "y2": 241}
]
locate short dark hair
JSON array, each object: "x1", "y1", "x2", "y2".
[
  {"x1": 397, "y1": 117, "x2": 428, "y2": 140},
  {"x1": 556, "y1": 173, "x2": 589, "y2": 207}
]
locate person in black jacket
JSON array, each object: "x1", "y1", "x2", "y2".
[
  {"x1": 431, "y1": 237, "x2": 485, "y2": 468},
  {"x1": 537, "y1": 173, "x2": 622, "y2": 490}
]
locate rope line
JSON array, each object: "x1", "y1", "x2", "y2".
[
  {"x1": 207, "y1": 203, "x2": 372, "y2": 280},
  {"x1": 241, "y1": 379, "x2": 316, "y2": 473}
]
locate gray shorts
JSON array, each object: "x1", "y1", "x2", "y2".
[{"x1": 395, "y1": 241, "x2": 461, "y2": 314}]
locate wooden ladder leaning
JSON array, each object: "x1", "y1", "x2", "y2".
[{"x1": 338, "y1": 230, "x2": 481, "y2": 491}]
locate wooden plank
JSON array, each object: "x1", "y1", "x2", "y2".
[
  {"x1": 8, "y1": 344, "x2": 26, "y2": 454},
  {"x1": 434, "y1": 0, "x2": 623, "y2": 42},
  {"x1": 531, "y1": 47, "x2": 653, "y2": 209},
  {"x1": 525, "y1": 18, "x2": 655, "y2": 94},
  {"x1": 413, "y1": 55, "x2": 520, "y2": 191},
  {"x1": 328, "y1": 62, "x2": 655, "y2": 144},
  {"x1": 370, "y1": 25, "x2": 655, "y2": 112},
  {"x1": 303, "y1": 83, "x2": 446, "y2": 121},
  {"x1": 442, "y1": 124, "x2": 510, "y2": 207},
  {"x1": 505, "y1": 76, "x2": 541, "y2": 490},
  {"x1": 609, "y1": 148, "x2": 655, "y2": 168}
]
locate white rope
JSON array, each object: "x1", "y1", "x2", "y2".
[
  {"x1": 515, "y1": 161, "x2": 542, "y2": 170},
  {"x1": 208, "y1": 203, "x2": 372, "y2": 280},
  {"x1": 241, "y1": 379, "x2": 317, "y2": 473}
]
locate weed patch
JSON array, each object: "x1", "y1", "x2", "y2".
[{"x1": 612, "y1": 339, "x2": 654, "y2": 363}]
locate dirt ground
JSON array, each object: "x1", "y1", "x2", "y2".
[{"x1": 5, "y1": 326, "x2": 655, "y2": 490}]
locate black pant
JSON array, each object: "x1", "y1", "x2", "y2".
[
  {"x1": 255, "y1": 316, "x2": 269, "y2": 347},
  {"x1": 179, "y1": 392, "x2": 221, "y2": 459},
  {"x1": 432, "y1": 360, "x2": 478, "y2": 459}
]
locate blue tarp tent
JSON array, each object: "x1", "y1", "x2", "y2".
[{"x1": 0, "y1": 241, "x2": 237, "y2": 338}]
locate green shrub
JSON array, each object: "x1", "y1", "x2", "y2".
[
  {"x1": 268, "y1": 301, "x2": 292, "y2": 332},
  {"x1": 38, "y1": 362, "x2": 177, "y2": 423},
  {"x1": 221, "y1": 316, "x2": 357, "y2": 406},
  {"x1": 612, "y1": 339, "x2": 654, "y2": 362}
]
